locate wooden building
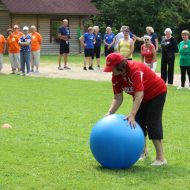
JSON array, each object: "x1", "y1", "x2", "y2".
[{"x1": 0, "y1": 0, "x2": 98, "y2": 54}]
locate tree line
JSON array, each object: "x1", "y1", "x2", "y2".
[{"x1": 90, "y1": 0, "x2": 190, "y2": 46}]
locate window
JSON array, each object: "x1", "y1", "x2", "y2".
[{"x1": 50, "y1": 19, "x2": 62, "y2": 43}]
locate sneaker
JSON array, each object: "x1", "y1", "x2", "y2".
[
  {"x1": 177, "y1": 86, "x2": 184, "y2": 90},
  {"x1": 64, "y1": 65, "x2": 71, "y2": 70},
  {"x1": 83, "y1": 67, "x2": 87, "y2": 70},
  {"x1": 89, "y1": 66, "x2": 94, "y2": 70},
  {"x1": 20, "y1": 73, "x2": 25, "y2": 76},
  {"x1": 34, "y1": 70, "x2": 39, "y2": 73},
  {"x1": 151, "y1": 159, "x2": 167, "y2": 166},
  {"x1": 58, "y1": 66, "x2": 64, "y2": 70},
  {"x1": 138, "y1": 153, "x2": 148, "y2": 161}
]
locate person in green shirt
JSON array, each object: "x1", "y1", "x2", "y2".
[{"x1": 177, "y1": 30, "x2": 190, "y2": 90}]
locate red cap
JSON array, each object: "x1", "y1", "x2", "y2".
[{"x1": 103, "y1": 53, "x2": 125, "y2": 72}]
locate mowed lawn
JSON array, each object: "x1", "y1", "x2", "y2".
[{"x1": 0, "y1": 74, "x2": 190, "y2": 190}]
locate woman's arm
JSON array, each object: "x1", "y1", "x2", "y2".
[
  {"x1": 106, "y1": 93, "x2": 123, "y2": 115},
  {"x1": 127, "y1": 91, "x2": 144, "y2": 127},
  {"x1": 79, "y1": 36, "x2": 86, "y2": 47},
  {"x1": 155, "y1": 38, "x2": 159, "y2": 51},
  {"x1": 109, "y1": 38, "x2": 115, "y2": 47}
]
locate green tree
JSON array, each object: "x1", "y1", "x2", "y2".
[{"x1": 91, "y1": 0, "x2": 190, "y2": 42}]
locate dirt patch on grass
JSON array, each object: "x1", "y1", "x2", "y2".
[{"x1": 1, "y1": 63, "x2": 185, "y2": 87}]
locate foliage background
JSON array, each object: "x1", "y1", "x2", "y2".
[{"x1": 90, "y1": 0, "x2": 190, "y2": 47}]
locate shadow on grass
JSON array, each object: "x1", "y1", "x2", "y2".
[{"x1": 94, "y1": 160, "x2": 190, "y2": 180}]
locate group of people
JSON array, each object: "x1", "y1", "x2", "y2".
[
  {"x1": 76, "y1": 24, "x2": 190, "y2": 89},
  {"x1": 0, "y1": 24, "x2": 42, "y2": 75}
]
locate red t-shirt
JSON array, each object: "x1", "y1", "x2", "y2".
[
  {"x1": 112, "y1": 61, "x2": 167, "y2": 102},
  {"x1": 141, "y1": 44, "x2": 155, "y2": 64}
]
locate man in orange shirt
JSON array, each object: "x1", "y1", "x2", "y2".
[
  {"x1": 7, "y1": 28, "x2": 20, "y2": 74},
  {"x1": 13, "y1": 25, "x2": 24, "y2": 39},
  {"x1": 0, "y1": 32, "x2": 6, "y2": 72},
  {"x1": 30, "y1": 25, "x2": 42, "y2": 73}
]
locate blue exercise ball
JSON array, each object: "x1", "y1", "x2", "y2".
[{"x1": 90, "y1": 114, "x2": 145, "y2": 169}]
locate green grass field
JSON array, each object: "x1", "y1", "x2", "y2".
[{"x1": 0, "y1": 73, "x2": 190, "y2": 190}]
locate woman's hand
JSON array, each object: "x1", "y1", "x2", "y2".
[
  {"x1": 124, "y1": 114, "x2": 136, "y2": 128},
  {"x1": 105, "y1": 112, "x2": 111, "y2": 116}
]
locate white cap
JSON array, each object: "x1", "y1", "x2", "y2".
[
  {"x1": 143, "y1": 35, "x2": 151, "y2": 39},
  {"x1": 164, "y1": 28, "x2": 172, "y2": 34},
  {"x1": 23, "y1": 26, "x2": 29, "y2": 31}
]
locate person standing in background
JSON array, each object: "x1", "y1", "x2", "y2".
[
  {"x1": 19, "y1": 26, "x2": 31, "y2": 76},
  {"x1": 58, "y1": 19, "x2": 71, "y2": 70},
  {"x1": 135, "y1": 26, "x2": 158, "y2": 52},
  {"x1": 177, "y1": 30, "x2": 190, "y2": 90},
  {"x1": 79, "y1": 27, "x2": 95, "y2": 70},
  {"x1": 92, "y1": 26, "x2": 102, "y2": 69},
  {"x1": 161, "y1": 28, "x2": 178, "y2": 85},
  {"x1": 104, "y1": 27, "x2": 115, "y2": 56},
  {"x1": 141, "y1": 35, "x2": 157, "y2": 72},
  {"x1": 115, "y1": 26, "x2": 135, "y2": 49},
  {"x1": 7, "y1": 28, "x2": 20, "y2": 74},
  {"x1": 118, "y1": 28, "x2": 134, "y2": 60},
  {"x1": 13, "y1": 25, "x2": 24, "y2": 39},
  {"x1": 30, "y1": 25, "x2": 42, "y2": 73},
  {"x1": 0, "y1": 32, "x2": 6, "y2": 72},
  {"x1": 146, "y1": 26, "x2": 158, "y2": 52}
]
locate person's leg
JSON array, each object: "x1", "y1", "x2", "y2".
[
  {"x1": 87, "y1": 57, "x2": 91, "y2": 68},
  {"x1": 63, "y1": 43, "x2": 70, "y2": 69},
  {"x1": 15, "y1": 53, "x2": 21, "y2": 73},
  {"x1": 180, "y1": 66, "x2": 186, "y2": 87},
  {"x1": 34, "y1": 50, "x2": 40, "y2": 72},
  {"x1": 58, "y1": 43, "x2": 64, "y2": 69},
  {"x1": 152, "y1": 139, "x2": 165, "y2": 161},
  {"x1": 30, "y1": 51, "x2": 34, "y2": 72},
  {"x1": 135, "y1": 103, "x2": 148, "y2": 158},
  {"x1": 91, "y1": 48, "x2": 95, "y2": 69},
  {"x1": 20, "y1": 52, "x2": 25, "y2": 74},
  {"x1": 25, "y1": 51, "x2": 30, "y2": 73},
  {"x1": 83, "y1": 49, "x2": 88, "y2": 70},
  {"x1": 58, "y1": 54, "x2": 63, "y2": 69},
  {"x1": 167, "y1": 56, "x2": 175, "y2": 84},
  {"x1": 89, "y1": 49, "x2": 94, "y2": 69},
  {"x1": 110, "y1": 47, "x2": 114, "y2": 54},
  {"x1": 96, "y1": 46, "x2": 101, "y2": 68},
  {"x1": 146, "y1": 93, "x2": 167, "y2": 164},
  {"x1": 64, "y1": 53, "x2": 68, "y2": 67},
  {"x1": 13, "y1": 53, "x2": 21, "y2": 72},
  {"x1": 161, "y1": 56, "x2": 168, "y2": 83},
  {"x1": 105, "y1": 46, "x2": 108, "y2": 56},
  {"x1": 9, "y1": 53, "x2": 15, "y2": 73},
  {"x1": 151, "y1": 62, "x2": 157, "y2": 72}
]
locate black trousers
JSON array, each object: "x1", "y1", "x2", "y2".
[
  {"x1": 104, "y1": 46, "x2": 114, "y2": 56},
  {"x1": 180, "y1": 66, "x2": 190, "y2": 87},
  {"x1": 161, "y1": 54, "x2": 175, "y2": 84}
]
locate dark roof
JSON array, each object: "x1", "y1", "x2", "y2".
[{"x1": 1, "y1": 0, "x2": 98, "y2": 15}]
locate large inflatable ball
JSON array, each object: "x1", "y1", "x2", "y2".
[{"x1": 90, "y1": 114, "x2": 145, "y2": 169}]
